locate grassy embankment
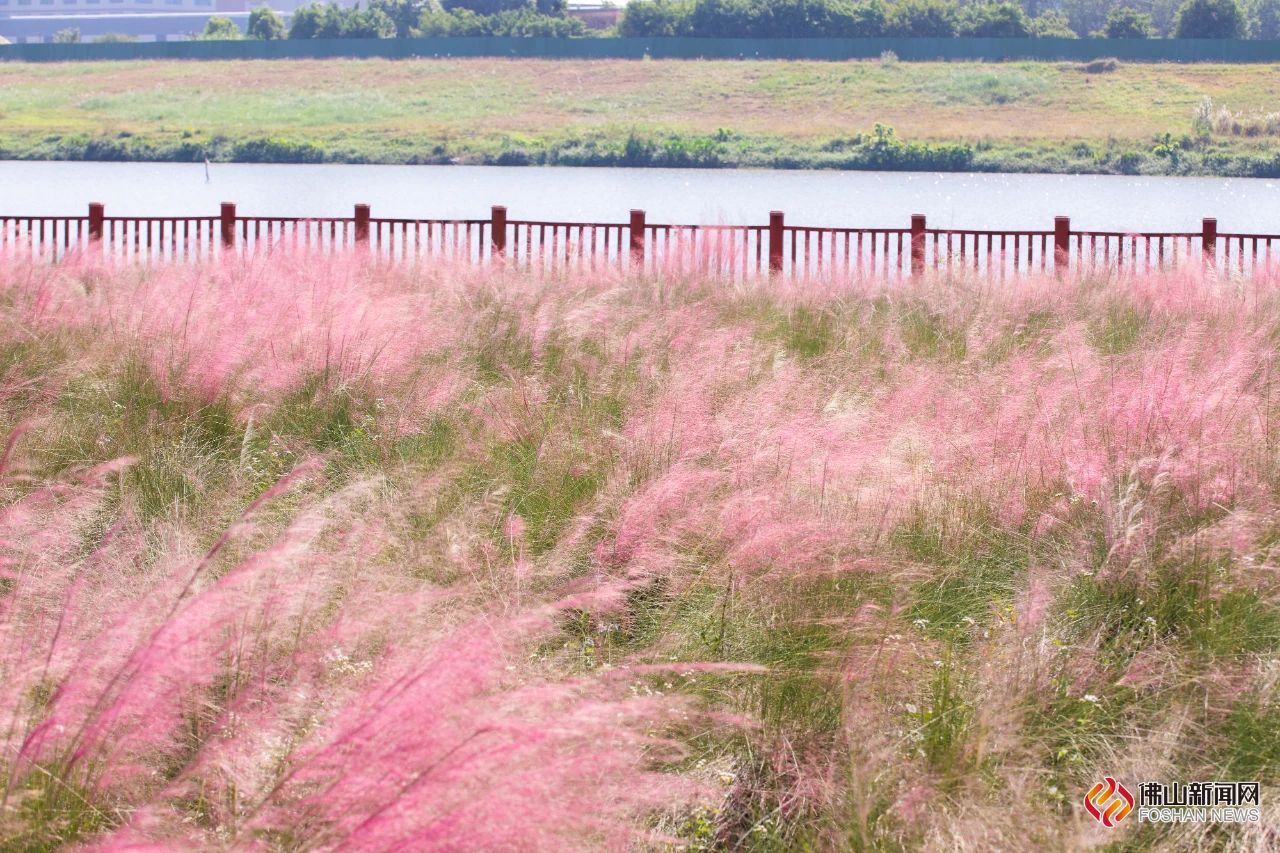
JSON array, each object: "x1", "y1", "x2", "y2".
[
  {"x1": 0, "y1": 248, "x2": 1278, "y2": 850},
  {"x1": 2, "y1": 57, "x2": 1280, "y2": 175}
]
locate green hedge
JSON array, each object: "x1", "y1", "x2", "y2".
[{"x1": 4, "y1": 35, "x2": 1280, "y2": 61}]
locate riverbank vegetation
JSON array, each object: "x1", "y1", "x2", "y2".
[
  {"x1": 3, "y1": 58, "x2": 1280, "y2": 175},
  {"x1": 1, "y1": 249, "x2": 1278, "y2": 849}
]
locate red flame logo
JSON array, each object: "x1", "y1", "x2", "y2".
[{"x1": 1084, "y1": 777, "x2": 1134, "y2": 827}]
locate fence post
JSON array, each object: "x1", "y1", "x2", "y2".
[
  {"x1": 88, "y1": 202, "x2": 104, "y2": 243},
  {"x1": 1202, "y1": 218, "x2": 1217, "y2": 268},
  {"x1": 768, "y1": 210, "x2": 784, "y2": 277},
  {"x1": 629, "y1": 209, "x2": 646, "y2": 270},
  {"x1": 490, "y1": 205, "x2": 507, "y2": 259},
  {"x1": 910, "y1": 214, "x2": 926, "y2": 278},
  {"x1": 354, "y1": 203, "x2": 370, "y2": 246},
  {"x1": 220, "y1": 202, "x2": 236, "y2": 250},
  {"x1": 1054, "y1": 216, "x2": 1070, "y2": 274}
]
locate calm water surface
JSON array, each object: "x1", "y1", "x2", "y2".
[{"x1": 2, "y1": 161, "x2": 1278, "y2": 232}]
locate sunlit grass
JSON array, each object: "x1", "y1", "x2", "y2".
[{"x1": 3, "y1": 58, "x2": 1280, "y2": 171}]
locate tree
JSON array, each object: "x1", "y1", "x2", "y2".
[
  {"x1": 1102, "y1": 5, "x2": 1155, "y2": 35},
  {"x1": 1174, "y1": 0, "x2": 1246, "y2": 35},
  {"x1": 1058, "y1": 0, "x2": 1115, "y2": 37},
  {"x1": 414, "y1": 5, "x2": 587, "y2": 32},
  {"x1": 1249, "y1": 0, "x2": 1280, "y2": 37},
  {"x1": 199, "y1": 15, "x2": 244, "y2": 39},
  {"x1": 617, "y1": 0, "x2": 694, "y2": 34},
  {"x1": 828, "y1": 0, "x2": 889, "y2": 36},
  {"x1": 339, "y1": 6, "x2": 397, "y2": 36},
  {"x1": 289, "y1": 2, "x2": 329, "y2": 37},
  {"x1": 769, "y1": 0, "x2": 887, "y2": 37},
  {"x1": 288, "y1": 2, "x2": 395, "y2": 38},
  {"x1": 490, "y1": 8, "x2": 586, "y2": 31},
  {"x1": 886, "y1": 0, "x2": 957, "y2": 36},
  {"x1": 958, "y1": 1, "x2": 1031, "y2": 35},
  {"x1": 52, "y1": 27, "x2": 81, "y2": 43},
  {"x1": 370, "y1": 0, "x2": 437, "y2": 36},
  {"x1": 247, "y1": 6, "x2": 287, "y2": 39},
  {"x1": 1029, "y1": 9, "x2": 1077, "y2": 35},
  {"x1": 442, "y1": 0, "x2": 532, "y2": 14}
]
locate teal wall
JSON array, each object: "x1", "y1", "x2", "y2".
[{"x1": 3, "y1": 36, "x2": 1279, "y2": 63}]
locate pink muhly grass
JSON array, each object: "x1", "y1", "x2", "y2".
[
  {"x1": 0, "y1": 451, "x2": 705, "y2": 849},
  {"x1": 0, "y1": 250, "x2": 609, "y2": 415},
  {"x1": 7, "y1": 457, "x2": 329, "y2": 789},
  {"x1": 3, "y1": 244, "x2": 1280, "y2": 848},
  {"x1": 235, "y1": 609, "x2": 703, "y2": 851}
]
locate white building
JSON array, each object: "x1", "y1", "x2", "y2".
[{"x1": 0, "y1": 0, "x2": 225, "y2": 13}]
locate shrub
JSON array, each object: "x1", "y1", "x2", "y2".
[
  {"x1": 442, "y1": 0, "x2": 532, "y2": 14},
  {"x1": 828, "y1": 123, "x2": 975, "y2": 169},
  {"x1": 618, "y1": 0, "x2": 694, "y2": 34},
  {"x1": 622, "y1": 0, "x2": 888, "y2": 36},
  {"x1": 288, "y1": 2, "x2": 330, "y2": 37},
  {"x1": 1029, "y1": 9, "x2": 1077, "y2": 36},
  {"x1": 94, "y1": 32, "x2": 139, "y2": 42},
  {"x1": 1102, "y1": 5, "x2": 1155, "y2": 36},
  {"x1": 344, "y1": 5, "x2": 398, "y2": 36},
  {"x1": 247, "y1": 5, "x2": 287, "y2": 38},
  {"x1": 886, "y1": 0, "x2": 958, "y2": 36},
  {"x1": 230, "y1": 136, "x2": 328, "y2": 162},
  {"x1": 415, "y1": 7, "x2": 588, "y2": 34},
  {"x1": 198, "y1": 15, "x2": 244, "y2": 40},
  {"x1": 52, "y1": 27, "x2": 81, "y2": 43},
  {"x1": 1174, "y1": 0, "x2": 1247, "y2": 36},
  {"x1": 688, "y1": 0, "x2": 763, "y2": 36},
  {"x1": 958, "y1": 2, "x2": 1031, "y2": 36},
  {"x1": 829, "y1": 0, "x2": 890, "y2": 35}
]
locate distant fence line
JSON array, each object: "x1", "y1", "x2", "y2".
[
  {"x1": 4, "y1": 35, "x2": 1280, "y2": 63},
  {"x1": 1, "y1": 202, "x2": 1274, "y2": 280}
]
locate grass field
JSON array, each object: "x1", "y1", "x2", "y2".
[
  {"x1": 1, "y1": 249, "x2": 1278, "y2": 849},
  {"x1": 3, "y1": 57, "x2": 1280, "y2": 174}
]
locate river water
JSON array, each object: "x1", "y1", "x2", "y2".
[{"x1": 2, "y1": 160, "x2": 1278, "y2": 232}]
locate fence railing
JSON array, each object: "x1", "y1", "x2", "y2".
[{"x1": 1, "y1": 202, "x2": 1275, "y2": 280}]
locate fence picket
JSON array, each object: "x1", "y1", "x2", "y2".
[{"x1": 1, "y1": 204, "x2": 1268, "y2": 280}]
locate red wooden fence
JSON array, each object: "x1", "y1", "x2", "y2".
[{"x1": 2, "y1": 202, "x2": 1276, "y2": 279}]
